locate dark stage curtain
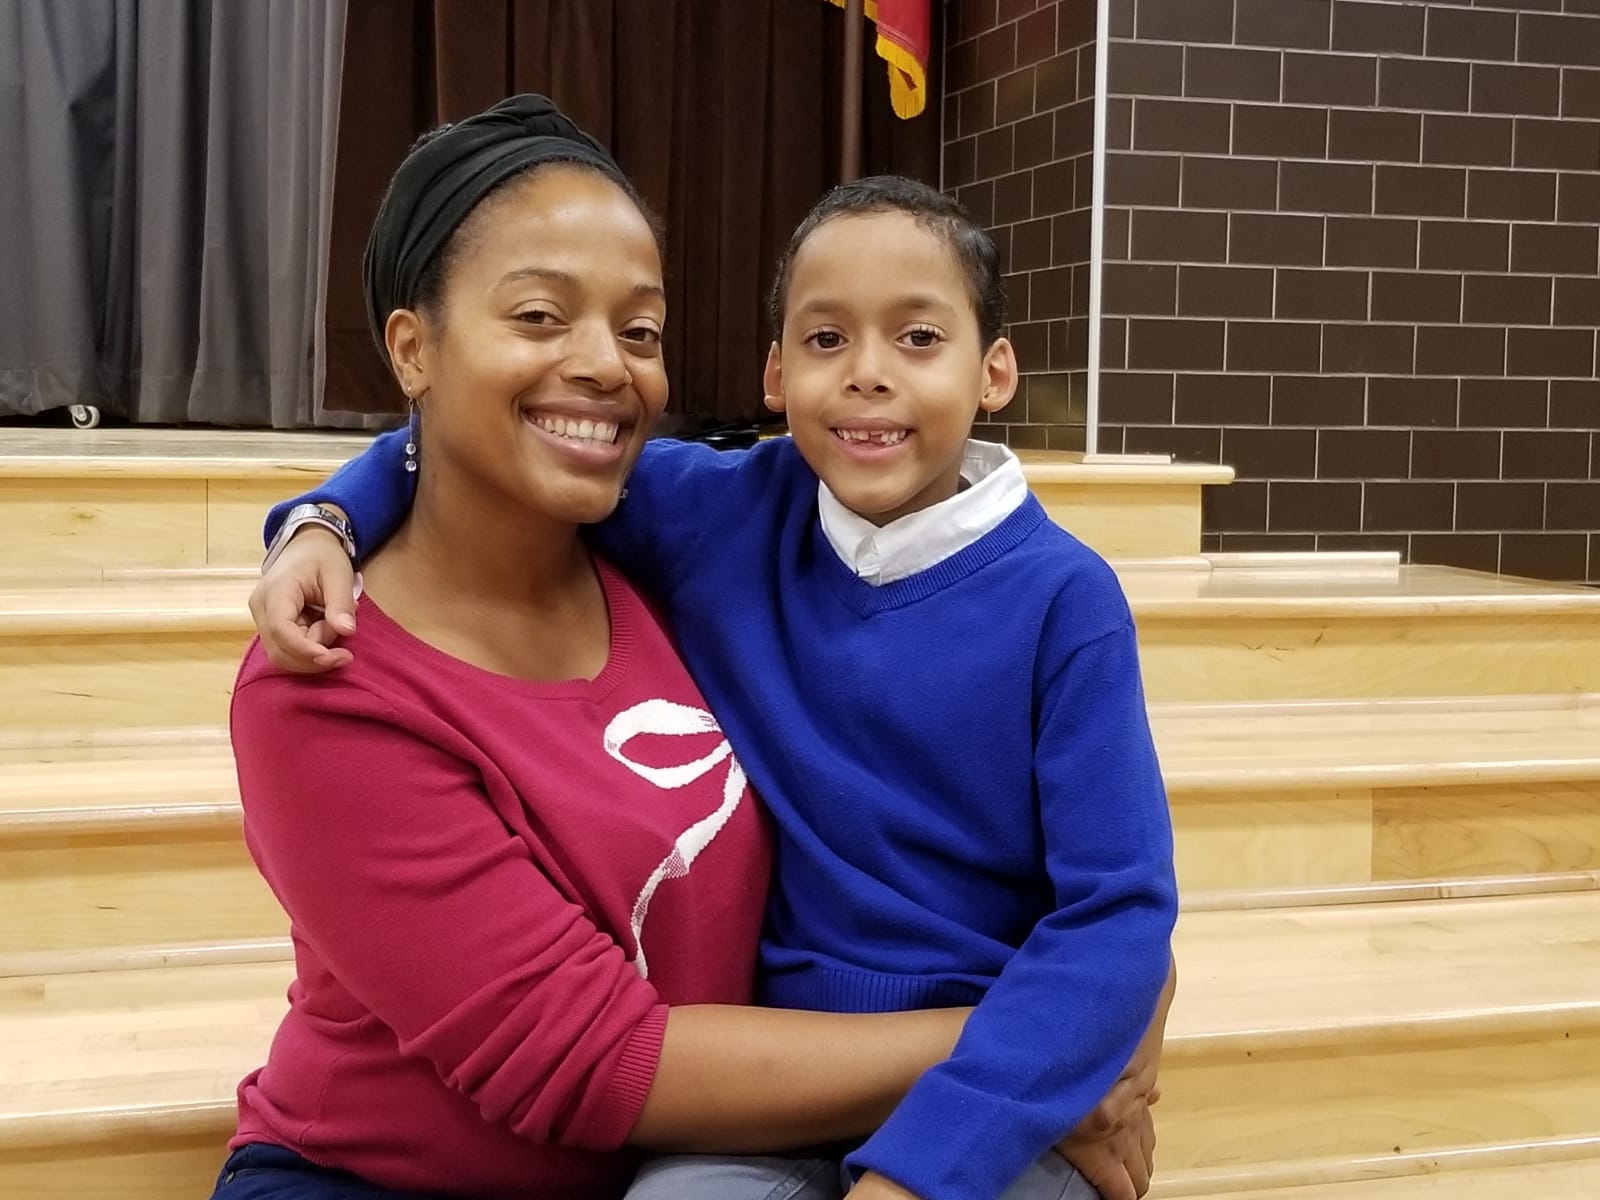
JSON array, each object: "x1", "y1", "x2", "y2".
[{"x1": 325, "y1": 0, "x2": 943, "y2": 420}]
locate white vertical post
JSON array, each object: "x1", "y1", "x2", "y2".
[{"x1": 1084, "y1": 0, "x2": 1112, "y2": 454}]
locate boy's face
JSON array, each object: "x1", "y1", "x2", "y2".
[{"x1": 763, "y1": 212, "x2": 1017, "y2": 527}]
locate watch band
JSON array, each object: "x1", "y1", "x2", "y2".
[{"x1": 262, "y1": 503, "x2": 359, "y2": 574}]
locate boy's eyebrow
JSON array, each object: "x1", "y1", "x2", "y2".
[
  {"x1": 497, "y1": 266, "x2": 664, "y2": 300},
  {"x1": 889, "y1": 293, "x2": 959, "y2": 313},
  {"x1": 791, "y1": 293, "x2": 957, "y2": 316}
]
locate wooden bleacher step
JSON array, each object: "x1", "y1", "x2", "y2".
[
  {"x1": 0, "y1": 952, "x2": 290, "y2": 1196},
  {"x1": 1155, "y1": 693, "x2": 1600, "y2": 893},
  {"x1": 5, "y1": 890, "x2": 1595, "y2": 1199},
  {"x1": 1124, "y1": 553, "x2": 1600, "y2": 702},
  {"x1": 0, "y1": 571, "x2": 251, "y2": 731},
  {"x1": 1153, "y1": 1136, "x2": 1600, "y2": 1198},
  {"x1": 0, "y1": 428, "x2": 1232, "y2": 567},
  {"x1": 1182, "y1": 871, "x2": 1600, "y2": 912},
  {"x1": 0, "y1": 735, "x2": 285, "y2": 954},
  {"x1": 1012, "y1": 449, "x2": 1233, "y2": 557},
  {"x1": 7, "y1": 554, "x2": 1600, "y2": 729},
  {"x1": 0, "y1": 429, "x2": 373, "y2": 571},
  {"x1": 12, "y1": 681, "x2": 1598, "y2": 955},
  {"x1": 1158, "y1": 890, "x2": 1600, "y2": 1174}
]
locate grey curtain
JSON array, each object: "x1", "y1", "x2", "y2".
[{"x1": 0, "y1": 0, "x2": 382, "y2": 429}]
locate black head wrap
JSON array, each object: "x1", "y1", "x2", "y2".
[{"x1": 363, "y1": 93, "x2": 628, "y2": 359}]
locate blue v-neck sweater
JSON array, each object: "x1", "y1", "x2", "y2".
[{"x1": 272, "y1": 432, "x2": 1178, "y2": 1200}]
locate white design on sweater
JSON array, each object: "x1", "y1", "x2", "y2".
[{"x1": 603, "y1": 698, "x2": 748, "y2": 979}]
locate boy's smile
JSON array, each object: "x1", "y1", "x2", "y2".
[
  {"x1": 831, "y1": 418, "x2": 911, "y2": 455},
  {"x1": 763, "y1": 211, "x2": 1016, "y2": 527}
]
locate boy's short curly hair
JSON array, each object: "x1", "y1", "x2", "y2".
[{"x1": 767, "y1": 175, "x2": 1008, "y2": 347}]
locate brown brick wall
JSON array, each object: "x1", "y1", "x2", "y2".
[
  {"x1": 1096, "y1": 0, "x2": 1600, "y2": 584},
  {"x1": 944, "y1": 0, "x2": 1100, "y2": 450}
]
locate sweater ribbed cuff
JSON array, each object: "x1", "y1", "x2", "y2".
[
  {"x1": 844, "y1": 1070, "x2": 1047, "y2": 1200},
  {"x1": 590, "y1": 1003, "x2": 668, "y2": 1150}
]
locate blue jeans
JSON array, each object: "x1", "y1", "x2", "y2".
[
  {"x1": 209, "y1": 1144, "x2": 448, "y2": 1199},
  {"x1": 625, "y1": 1151, "x2": 1099, "y2": 1200}
]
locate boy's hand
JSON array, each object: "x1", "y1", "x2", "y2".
[
  {"x1": 249, "y1": 527, "x2": 359, "y2": 672},
  {"x1": 1054, "y1": 954, "x2": 1178, "y2": 1200}
]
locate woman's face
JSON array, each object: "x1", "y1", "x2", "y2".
[{"x1": 397, "y1": 165, "x2": 668, "y2": 528}]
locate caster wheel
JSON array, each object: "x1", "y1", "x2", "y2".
[{"x1": 68, "y1": 404, "x2": 102, "y2": 429}]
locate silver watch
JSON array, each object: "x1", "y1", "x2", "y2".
[{"x1": 262, "y1": 503, "x2": 359, "y2": 574}]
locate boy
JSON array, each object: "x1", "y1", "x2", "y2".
[{"x1": 255, "y1": 177, "x2": 1177, "y2": 1200}]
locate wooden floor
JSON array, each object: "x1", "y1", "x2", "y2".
[{"x1": 0, "y1": 428, "x2": 1596, "y2": 1198}]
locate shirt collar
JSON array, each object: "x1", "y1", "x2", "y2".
[{"x1": 817, "y1": 439, "x2": 1029, "y2": 585}]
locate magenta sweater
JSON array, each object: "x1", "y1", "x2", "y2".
[{"x1": 228, "y1": 560, "x2": 772, "y2": 1197}]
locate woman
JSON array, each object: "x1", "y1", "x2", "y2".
[{"x1": 214, "y1": 95, "x2": 972, "y2": 1199}]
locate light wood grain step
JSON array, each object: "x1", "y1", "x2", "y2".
[
  {"x1": 0, "y1": 429, "x2": 378, "y2": 476},
  {"x1": 0, "y1": 573, "x2": 251, "y2": 730},
  {"x1": 0, "y1": 743, "x2": 283, "y2": 954},
  {"x1": 8, "y1": 891, "x2": 1595, "y2": 1194},
  {"x1": 0, "y1": 954, "x2": 289, "y2": 1195},
  {"x1": 1126, "y1": 557, "x2": 1600, "y2": 702},
  {"x1": 0, "y1": 955, "x2": 288, "y2": 1124},
  {"x1": 1157, "y1": 694, "x2": 1600, "y2": 792},
  {"x1": 7, "y1": 554, "x2": 1600, "y2": 727},
  {"x1": 1182, "y1": 870, "x2": 1600, "y2": 912},
  {"x1": 1161, "y1": 890, "x2": 1600, "y2": 1171},
  {"x1": 0, "y1": 938, "x2": 292, "y2": 981},
  {"x1": 1153, "y1": 1136, "x2": 1600, "y2": 1198},
  {"x1": 1155, "y1": 695, "x2": 1600, "y2": 892},
  {"x1": 0, "y1": 723, "x2": 231, "y2": 765},
  {"x1": 0, "y1": 828, "x2": 284, "y2": 954},
  {"x1": 10, "y1": 682, "x2": 1599, "y2": 928},
  {"x1": 1014, "y1": 449, "x2": 1233, "y2": 557},
  {"x1": 0, "y1": 430, "x2": 1232, "y2": 565},
  {"x1": 0, "y1": 430, "x2": 374, "y2": 571}
]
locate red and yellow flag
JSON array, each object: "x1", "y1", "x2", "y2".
[{"x1": 827, "y1": 0, "x2": 931, "y2": 119}]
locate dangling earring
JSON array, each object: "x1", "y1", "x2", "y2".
[{"x1": 404, "y1": 398, "x2": 420, "y2": 474}]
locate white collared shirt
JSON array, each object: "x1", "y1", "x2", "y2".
[{"x1": 817, "y1": 439, "x2": 1029, "y2": 585}]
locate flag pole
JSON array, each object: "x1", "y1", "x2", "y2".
[{"x1": 841, "y1": 0, "x2": 864, "y2": 181}]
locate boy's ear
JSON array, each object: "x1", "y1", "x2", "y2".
[
  {"x1": 978, "y1": 337, "x2": 1019, "y2": 415},
  {"x1": 762, "y1": 342, "x2": 787, "y2": 413},
  {"x1": 385, "y1": 309, "x2": 429, "y2": 399}
]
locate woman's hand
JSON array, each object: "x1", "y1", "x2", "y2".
[
  {"x1": 249, "y1": 526, "x2": 360, "y2": 672},
  {"x1": 848, "y1": 1172, "x2": 921, "y2": 1200},
  {"x1": 1052, "y1": 954, "x2": 1177, "y2": 1200},
  {"x1": 1055, "y1": 1099, "x2": 1155, "y2": 1200}
]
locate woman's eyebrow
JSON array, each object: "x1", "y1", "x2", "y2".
[
  {"x1": 496, "y1": 266, "x2": 664, "y2": 300},
  {"x1": 497, "y1": 266, "x2": 576, "y2": 288}
]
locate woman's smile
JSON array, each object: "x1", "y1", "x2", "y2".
[{"x1": 522, "y1": 405, "x2": 632, "y2": 466}]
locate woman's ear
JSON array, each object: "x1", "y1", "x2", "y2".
[
  {"x1": 979, "y1": 337, "x2": 1019, "y2": 415},
  {"x1": 762, "y1": 342, "x2": 786, "y2": 413},
  {"x1": 385, "y1": 309, "x2": 429, "y2": 399}
]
